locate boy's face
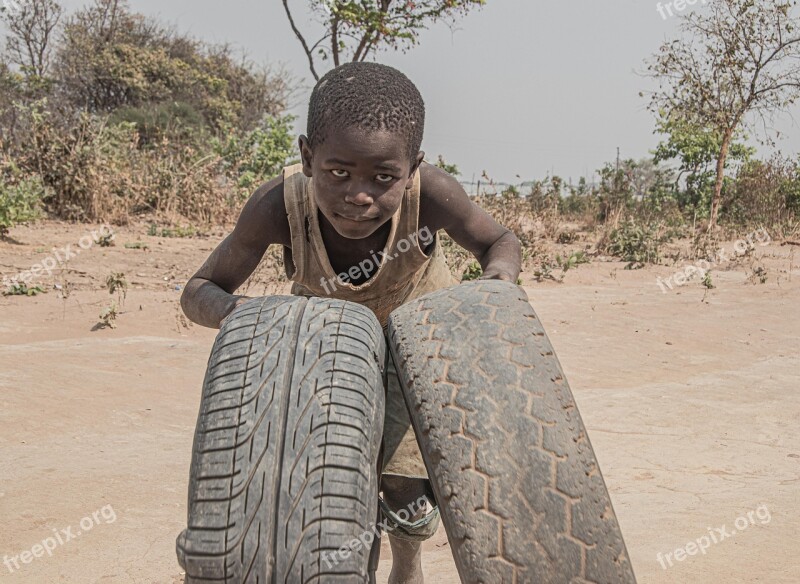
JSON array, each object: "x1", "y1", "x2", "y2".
[{"x1": 299, "y1": 126, "x2": 424, "y2": 240}]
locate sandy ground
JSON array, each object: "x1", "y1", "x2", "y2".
[{"x1": 1, "y1": 221, "x2": 798, "y2": 583}]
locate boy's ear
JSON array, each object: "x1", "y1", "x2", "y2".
[
  {"x1": 406, "y1": 151, "x2": 425, "y2": 189},
  {"x1": 298, "y1": 135, "x2": 313, "y2": 177}
]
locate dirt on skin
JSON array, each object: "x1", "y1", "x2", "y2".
[{"x1": 1, "y1": 221, "x2": 798, "y2": 583}]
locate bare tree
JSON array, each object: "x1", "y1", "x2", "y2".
[
  {"x1": 1, "y1": 0, "x2": 63, "y2": 77},
  {"x1": 76, "y1": 0, "x2": 124, "y2": 43},
  {"x1": 645, "y1": 0, "x2": 800, "y2": 229},
  {"x1": 282, "y1": 0, "x2": 485, "y2": 81}
]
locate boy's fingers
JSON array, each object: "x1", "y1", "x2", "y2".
[
  {"x1": 220, "y1": 296, "x2": 253, "y2": 328},
  {"x1": 235, "y1": 296, "x2": 253, "y2": 308},
  {"x1": 479, "y1": 273, "x2": 512, "y2": 281}
]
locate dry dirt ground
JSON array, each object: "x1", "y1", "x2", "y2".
[{"x1": 1, "y1": 221, "x2": 798, "y2": 583}]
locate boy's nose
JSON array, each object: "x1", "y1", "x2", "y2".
[{"x1": 344, "y1": 188, "x2": 374, "y2": 206}]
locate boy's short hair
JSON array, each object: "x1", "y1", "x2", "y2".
[{"x1": 307, "y1": 62, "x2": 425, "y2": 162}]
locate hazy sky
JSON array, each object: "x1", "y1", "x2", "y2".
[{"x1": 33, "y1": 1, "x2": 800, "y2": 183}]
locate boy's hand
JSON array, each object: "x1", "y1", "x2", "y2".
[
  {"x1": 477, "y1": 230, "x2": 521, "y2": 283},
  {"x1": 181, "y1": 175, "x2": 290, "y2": 330},
  {"x1": 474, "y1": 232, "x2": 522, "y2": 284},
  {"x1": 220, "y1": 296, "x2": 254, "y2": 328},
  {"x1": 478, "y1": 270, "x2": 516, "y2": 282}
]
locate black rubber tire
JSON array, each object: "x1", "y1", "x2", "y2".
[
  {"x1": 176, "y1": 295, "x2": 385, "y2": 583},
  {"x1": 387, "y1": 280, "x2": 637, "y2": 584}
]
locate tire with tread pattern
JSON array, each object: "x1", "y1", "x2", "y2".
[
  {"x1": 387, "y1": 280, "x2": 637, "y2": 584},
  {"x1": 176, "y1": 295, "x2": 385, "y2": 583}
]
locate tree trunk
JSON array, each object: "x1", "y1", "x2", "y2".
[{"x1": 708, "y1": 128, "x2": 733, "y2": 231}]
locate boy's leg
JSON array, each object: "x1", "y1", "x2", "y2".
[
  {"x1": 381, "y1": 352, "x2": 440, "y2": 584},
  {"x1": 381, "y1": 475, "x2": 430, "y2": 584}
]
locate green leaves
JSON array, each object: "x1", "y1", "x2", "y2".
[
  {"x1": 0, "y1": 162, "x2": 45, "y2": 235},
  {"x1": 287, "y1": 0, "x2": 486, "y2": 78},
  {"x1": 434, "y1": 154, "x2": 461, "y2": 176},
  {"x1": 555, "y1": 250, "x2": 590, "y2": 273},
  {"x1": 653, "y1": 111, "x2": 753, "y2": 171},
  {"x1": 652, "y1": 111, "x2": 753, "y2": 215},
  {"x1": 460, "y1": 260, "x2": 483, "y2": 281},
  {"x1": 212, "y1": 114, "x2": 298, "y2": 195},
  {"x1": 605, "y1": 219, "x2": 670, "y2": 269},
  {"x1": 3, "y1": 283, "x2": 46, "y2": 296}
]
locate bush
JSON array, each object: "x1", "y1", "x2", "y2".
[
  {"x1": 5, "y1": 98, "x2": 296, "y2": 224},
  {"x1": 0, "y1": 159, "x2": 45, "y2": 235},
  {"x1": 54, "y1": 2, "x2": 291, "y2": 132},
  {"x1": 561, "y1": 177, "x2": 599, "y2": 221},
  {"x1": 8, "y1": 99, "x2": 129, "y2": 220},
  {"x1": 724, "y1": 157, "x2": 800, "y2": 228},
  {"x1": 0, "y1": 0, "x2": 297, "y2": 224},
  {"x1": 110, "y1": 101, "x2": 207, "y2": 147},
  {"x1": 602, "y1": 219, "x2": 671, "y2": 268},
  {"x1": 213, "y1": 114, "x2": 297, "y2": 195}
]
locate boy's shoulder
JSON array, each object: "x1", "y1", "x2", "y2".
[
  {"x1": 419, "y1": 160, "x2": 458, "y2": 192},
  {"x1": 418, "y1": 161, "x2": 470, "y2": 233},
  {"x1": 237, "y1": 171, "x2": 292, "y2": 248}
]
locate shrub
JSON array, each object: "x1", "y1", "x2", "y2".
[
  {"x1": 476, "y1": 186, "x2": 541, "y2": 250},
  {"x1": 0, "y1": 159, "x2": 45, "y2": 235},
  {"x1": 724, "y1": 157, "x2": 800, "y2": 228},
  {"x1": 602, "y1": 219, "x2": 670, "y2": 268},
  {"x1": 0, "y1": 0, "x2": 297, "y2": 225},
  {"x1": 561, "y1": 177, "x2": 599, "y2": 222},
  {"x1": 110, "y1": 101, "x2": 208, "y2": 147},
  {"x1": 212, "y1": 114, "x2": 297, "y2": 195},
  {"x1": 5, "y1": 99, "x2": 296, "y2": 224},
  {"x1": 461, "y1": 261, "x2": 483, "y2": 281},
  {"x1": 556, "y1": 250, "x2": 590, "y2": 272},
  {"x1": 54, "y1": 2, "x2": 291, "y2": 131},
  {"x1": 3, "y1": 283, "x2": 46, "y2": 296}
]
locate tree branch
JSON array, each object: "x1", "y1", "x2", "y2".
[
  {"x1": 331, "y1": 14, "x2": 340, "y2": 67},
  {"x1": 282, "y1": 0, "x2": 320, "y2": 81},
  {"x1": 352, "y1": 0, "x2": 392, "y2": 62}
]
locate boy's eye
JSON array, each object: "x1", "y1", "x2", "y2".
[
  {"x1": 376, "y1": 174, "x2": 395, "y2": 183},
  {"x1": 330, "y1": 169, "x2": 349, "y2": 178}
]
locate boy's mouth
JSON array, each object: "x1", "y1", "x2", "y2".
[{"x1": 335, "y1": 212, "x2": 379, "y2": 222}]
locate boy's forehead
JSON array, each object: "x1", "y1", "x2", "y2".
[{"x1": 317, "y1": 126, "x2": 411, "y2": 167}]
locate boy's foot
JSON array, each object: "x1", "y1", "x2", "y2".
[{"x1": 387, "y1": 535, "x2": 424, "y2": 584}]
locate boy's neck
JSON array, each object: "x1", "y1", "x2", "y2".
[{"x1": 317, "y1": 208, "x2": 393, "y2": 256}]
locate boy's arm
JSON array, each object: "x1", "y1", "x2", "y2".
[
  {"x1": 181, "y1": 176, "x2": 290, "y2": 329},
  {"x1": 419, "y1": 163, "x2": 522, "y2": 282}
]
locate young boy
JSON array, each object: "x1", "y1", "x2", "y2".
[{"x1": 181, "y1": 62, "x2": 521, "y2": 584}]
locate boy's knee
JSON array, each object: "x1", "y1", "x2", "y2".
[
  {"x1": 381, "y1": 476, "x2": 429, "y2": 508},
  {"x1": 380, "y1": 475, "x2": 439, "y2": 542}
]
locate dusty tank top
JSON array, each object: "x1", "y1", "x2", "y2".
[{"x1": 281, "y1": 163, "x2": 457, "y2": 327}]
